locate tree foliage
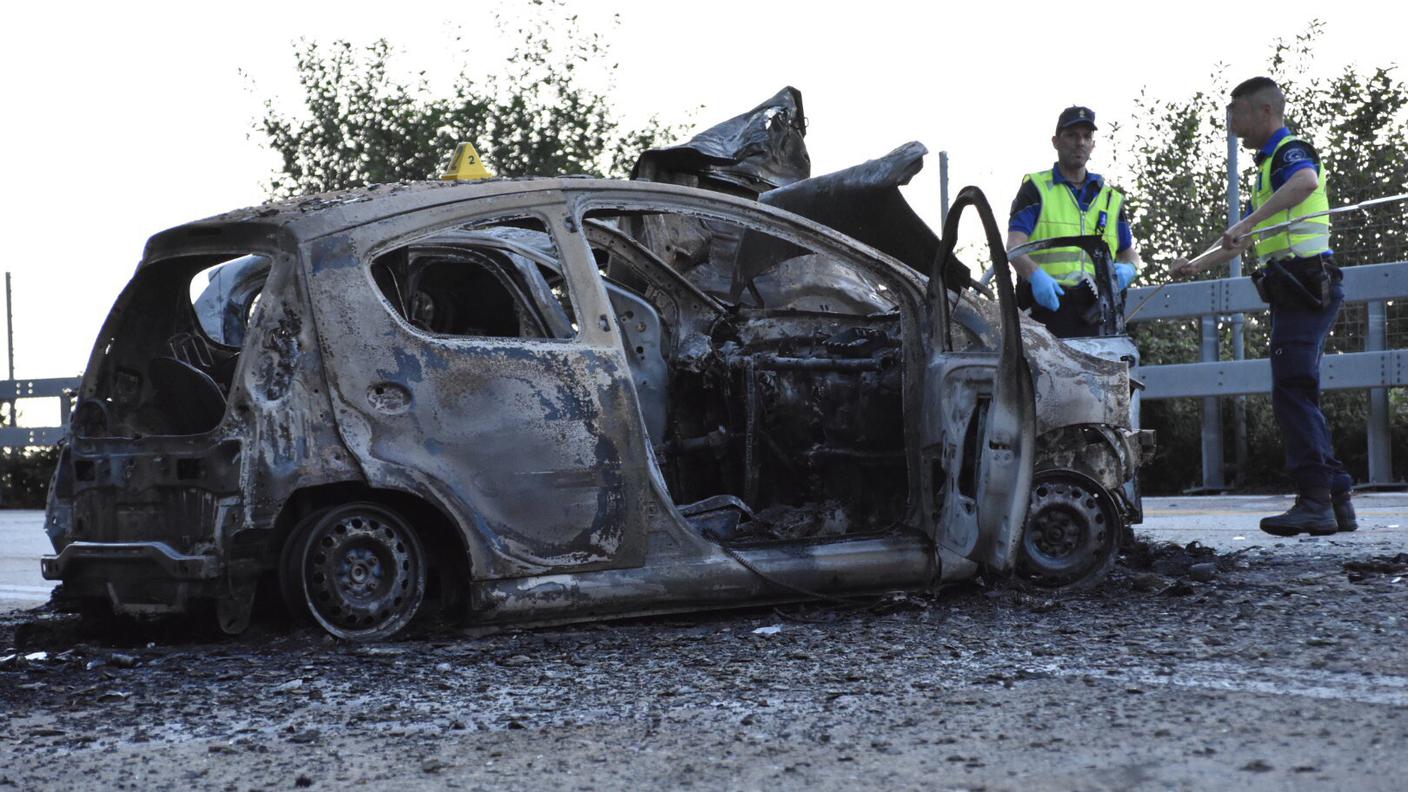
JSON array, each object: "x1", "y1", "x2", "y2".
[
  {"x1": 1111, "y1": 21, "x2": 1408, "y2": 491},
  {"x1": 251, "y1": 0, "x2": 683, "y2": 198},
  {"x1": 0, "y1": 446, "x2": 58, "y2": 508}
]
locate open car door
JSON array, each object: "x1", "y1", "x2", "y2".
[{"x1": 923, "y1": 187, "x2": 1035, "y2": 574}]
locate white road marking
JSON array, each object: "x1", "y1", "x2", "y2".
[{"x1": 1048, "y1": 659, "x2": 1408, "y2": 706}]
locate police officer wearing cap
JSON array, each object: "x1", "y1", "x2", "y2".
[
  {"x1": 1007, "y1": 106, "x2": 1142, "y2": 338},
  {"x1": 1173, "y1": 76, "x2": 1356, "y2": 537}
]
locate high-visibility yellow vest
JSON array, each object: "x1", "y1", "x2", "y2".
[
  {"x1": 1252, "y1": 133, "x2": 1331, "y2": 261},
  {"x1": 1026, "y1": 170, "x2": 1124, "y2": 285}
]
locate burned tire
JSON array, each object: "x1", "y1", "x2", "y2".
[
  {"x1": 1016, "y1": 471, "x2": 1120, "y2": 590},
  {"x1": 279, "y1": 502, "x2": 426, "y2": 641}
]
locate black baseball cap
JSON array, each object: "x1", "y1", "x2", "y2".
[{"x1": 1056, "y1": 106, "x2": 1097, "y2": 133}]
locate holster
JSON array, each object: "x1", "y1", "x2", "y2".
[{"x1": 1252, "y1": 259, "x2": 1336, "y2": 310}]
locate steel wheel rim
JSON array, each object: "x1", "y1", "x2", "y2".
[
  {"x1": 301, "y1": 506, "x2": 424, "y2": 640},
  {"x1": 1019, "y1": 474, "x2": 1114, "y2": 585}
]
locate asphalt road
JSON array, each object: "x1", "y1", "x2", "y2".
[
  {"x1": 3, "y1": 496, "x2": 1406, "y2": 790},
  {"x1": 0, "y1": 511, "x2": 51, "y2": 613},
  {"x1": 1141, "y1": 493, "x2": 1407, "y2": 548},
  {"x1": 4, "y1": 496, "x2": 1403, "y2": 611}
]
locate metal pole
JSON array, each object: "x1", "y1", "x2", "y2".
[
  {"x1": 1226, "y1": 120, "x2": 1247, "y2": 485},
  {"x1": 1365, "y1": 300, "x2": 1393, "y2": 486},
  {"x1": 939, "y1": 151, "x2": 950, "y2": 226},
  {"x1": 1198, "y1": 314, "x2": 1225, "y2": 490},
  {"x1": 4, "y1": 273, "x2": 12, "y2": 431}
]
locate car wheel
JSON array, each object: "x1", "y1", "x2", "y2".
[
  {"x1": 280, "y1": 502, "x2": 426, "y2": 641},
  {"x1": 1016, "y1": 471, "x2": 1120, "y2": 590}
]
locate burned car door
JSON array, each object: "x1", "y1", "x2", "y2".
[
  {"x1": 302, "y1": 198, "x2": 654, "y2": 576},
  {"x1": 580, "y1": 187, "x2": 934, "y2": 545},
  {"x1": 922, "y1": 188, "x2": 1036, "y2": 577}
]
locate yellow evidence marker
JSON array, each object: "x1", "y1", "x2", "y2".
[{"x1": 440, "y1": 142, "x2": 494, "y2": 181}]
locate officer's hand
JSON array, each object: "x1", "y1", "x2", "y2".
[
  {"x1": 1029, "y1": 269, "x2": 1064, "y2": 311},
  {"x1": 1171, "y1": 257, "x2": 1197, "y2": 278},
  {"x1": 1114, "y1": 262, "x2": 1137, "y2": 291},
  {"x1": 1221, "y1": 219, "x2": 1253, "y2": 251}
]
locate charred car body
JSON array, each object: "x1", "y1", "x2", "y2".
[
  {"x1": 42, "y1": 90, "x2": 1147, "y2": 641},
  {"x1": 631, "y1": 88, "x2": 1151, "y2": 589},
  {"x1": 43, "y1": 174, "x2": 1055, "y2": 640}
]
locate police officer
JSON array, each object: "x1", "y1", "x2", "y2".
[
  {"x1": 1173, "y1": 76, "x2": 1356, "y2": 536},
  {"x1": 1007, "y1": 106, "x2": 1141, "y2": 338}
]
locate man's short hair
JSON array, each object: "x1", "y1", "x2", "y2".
[
  {"x1": 1231, "y1": 76, "x2": 1286, "y2": 118},
  {"x1": 1231, "y1": 76, "x2": 1279, "y2": 99}
]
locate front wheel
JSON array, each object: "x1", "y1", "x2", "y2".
[
  {"x1": 280, "y1": 502, "x2": 426, "y2": 641},
  {"x1": 1016, "y1": 471, "x2": 1121, "y2": 590}
]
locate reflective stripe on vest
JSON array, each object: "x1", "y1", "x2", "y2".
[
  {"x1": 1252, "y1": 134, "x2": 1331, "y2": 261},
  {"x1": 1027, "y1": 170, "x2": 1124, "y2": 285}
]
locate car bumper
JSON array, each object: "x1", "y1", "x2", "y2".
[
  {"x1": 42, "y1": 542, "x2": 220, "y2": 581},
  {"x1": 42, "y1": 542, "x2": 221, "y2": 615}
]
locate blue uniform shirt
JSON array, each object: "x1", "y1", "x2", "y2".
[
  {"x1": 1254, "y1": 127, "x2": 1320, "y2": 192},
  {"x1": 1245, "y1": 127, "x2": 1332, "y2": 256},
  {"x1": 1009, "y1": 165, "x2": 1135, "y2": 253}
]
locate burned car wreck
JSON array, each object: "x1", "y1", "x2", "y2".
[
  {"x1": 43, "y1": 173, "x2": 1054, "y2": 640},
  {"x1": 42, "y1": 90, "x2": 1147, "y2": 641},
  {"x1": 631, "y1": 88, "x2": 1152, "y2": 588}
]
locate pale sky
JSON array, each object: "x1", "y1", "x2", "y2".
[{"x1": 0, "y1": 0, "x2": 1399, "y2": 411}]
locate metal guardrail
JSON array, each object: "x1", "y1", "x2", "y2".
[
  {"x1": 2, "y1": 263, "x2": 1403, "y2": 489},
  {"x1": 1125, "y1": 259, "x2": 1406, "y2": 489},
  {"x1": 0, "y1": 377, "x2": 79, "y2": 448},
  {"x1": 1138, "y1": 351, "x2": 1407, "y2": 398}
]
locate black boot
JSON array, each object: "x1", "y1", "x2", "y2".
[
  {"x1": 1332, "y1": 491, "x2": 1358, "y2": 532},
  {"x1": 1260, "y1": 490, "x2": 1337, "y2": 537}
]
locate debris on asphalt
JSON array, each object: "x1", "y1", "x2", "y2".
[{"x1": 1189, "y1": 562, "x2": 1217, "y2": 582}]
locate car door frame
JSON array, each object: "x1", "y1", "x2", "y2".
[
  {"x1": 922, "y1": 186, "x2": 1036, "y2": 576},
  {"x1": 300, "y1": 190, "x2": 659, "y2": 579}
]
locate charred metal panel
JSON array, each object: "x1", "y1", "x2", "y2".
[
  {"x1": 751, "y1": 141, "x2": 971, "y2": 293},
  {"x1": 921, "y1": 358, "x2": 993, "y2": 579},
  {"x1": 1034, "y1": 424, "x2": 1137, "y2": 496},
  {"x1": 220, "y1": 250, "x2": 364, "y2": 545},
  {"x1": 958, "y1": 297, "x2": 1132, "y2": 434},
  {"x1": 61, "y1": 438, "x2": 242, "y2": 554},
  {"x1": 600, "y1": 285, "x2": 669, "y2": 442},
  {"x1": 747, "y1": 254, "x2": 899, "y2": 314},
  {"x1": 757, "y1": 142, "x2": 932, "y2": 266},
  {"x1": 630, "y1": 88, "x2": 809, "y2": 292},
  {"x1": 301, "y1": 204, "x2": 656, "y2": 579},
  {"x1": 1021, "y1": 318, "x2": 1132, "y2": 434},
  {"x1": 632, "y1": 86, "x2": 809, "y2": 196},
  {"x1": 470, "y1": 533, "x2": 936, "y2": 627},
  {"x1": 582, "y1": 221, "x2": 725, "y2": 365},
  {"x1": 45, "y1": 434, "x2": 245, "y2": 612}
]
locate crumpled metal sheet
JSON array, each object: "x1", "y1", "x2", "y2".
[
  {"x1": 743, "y1": 141, "x2": 971, "y2": 297},
  {"x1": 757, "y1": 141, "x2": 934, "y2": 272},
  {"x1": 631, "y1": 86, "x2": 810, "y2": 196},
  {"x1": 967, "y1": 297, "x2": 1133, "y2": 435}
]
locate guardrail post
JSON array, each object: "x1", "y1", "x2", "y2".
[
  {"x1": 1365, "y1": 300, "x2": 1394, "y2": 486},
  {"x1": 60, "y1": 389, "x2": 74, "y2": 430},
  {"x1": 1226, "y1": 122, "x2": 1247, "y2": 485},
  {"x1": 1199, "y1": 314, "x2": 1225, "y2": 490}
]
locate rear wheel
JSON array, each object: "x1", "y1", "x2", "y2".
[
  {"x1": 1016, "y1": 471, "x2": 1120, "y2": 590},
  {"x1": 280, "y1": 502, "x2": 426, "y2": 641}
]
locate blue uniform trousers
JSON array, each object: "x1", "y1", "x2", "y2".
[{"x1": 1267, "y1": 265, "x2": 1353, "y2": 494}]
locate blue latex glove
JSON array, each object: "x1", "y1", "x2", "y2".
[
  {"x1": 1114, "y1": 262, "x2": 1137, "y2": 291},
  {"x1": 1028, "y1": 269, "x2": 1064, "y2": 311}
]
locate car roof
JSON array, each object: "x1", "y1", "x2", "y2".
[
  {"x1": 142, "y1": 178, "x2": 569, "y2": 262},
  {"x1": 138, "y1": 177, "x2": 931, "y2": 297}
]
